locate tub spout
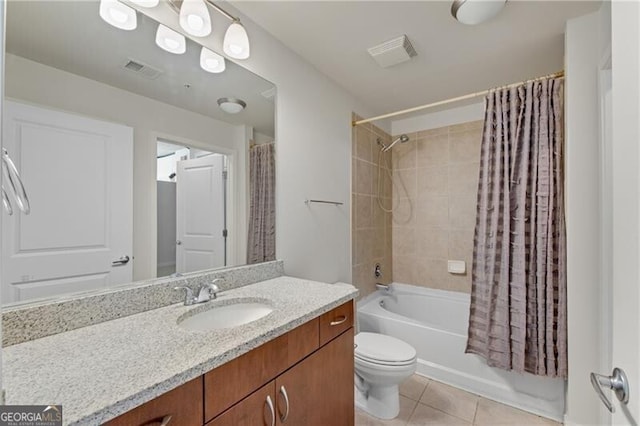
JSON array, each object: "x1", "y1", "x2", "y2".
[{"x1": 376, "y1": 283, "x2": 390, "y2": 292}]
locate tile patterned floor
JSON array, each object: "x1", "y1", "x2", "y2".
[{"x1": 355, "y1": 374, "x2": 562, "y2": 426}]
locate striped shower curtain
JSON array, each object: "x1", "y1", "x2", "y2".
[{"x1": 466, "y1": 78, "x2": 567, "y2": 378}]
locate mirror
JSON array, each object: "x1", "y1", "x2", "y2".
[{"x1": 2, "y1": 1, "x2": 276, "y2": 305}]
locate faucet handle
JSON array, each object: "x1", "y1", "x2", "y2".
[
  {"x1": 174, "y1": 286, "x2": 195, "y2": 305},
  {"x1": 207, "y1": 278, "x2": 222, "y2": 299}
]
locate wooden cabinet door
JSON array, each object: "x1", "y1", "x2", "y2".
[
  {"x1": 275, "y1": 328, "x2": 354, "y2": 426},
  {"x1": 206, "y1": 381, "x2": 276, "y2": 426}
]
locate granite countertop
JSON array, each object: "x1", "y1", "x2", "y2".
[{"x1": 2, "y1": 276, "x2": 358, "y2": 425}]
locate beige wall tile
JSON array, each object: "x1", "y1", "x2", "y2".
[
  {"x1": 355, "y1": 126, "x2": 373, "y2": 163},
  {"x1": 448, "y1": 228, "x2": 475, "y2": 262},
  {"x1": 448, "y1": 274, "x2": 472, "y2": 293},
  {"x1": 450, "y1": 120, "x2": 484, "y2": 132},
  {"x1": 392, "y1": 226, "x2": 416, "y2": 256},
  {"x1": 355, "y1": 228, "x2": 374, "y2": 265},
  {"x1": 448, "y1": 163, "x2": 480, "y2": 194},
  {"x1": 393, "y1": 168, "x2": 417, "y2": 199},
  {"x1": 418, "y1": 166, "x2": 448, "y2": 197},
  {"x1": 373, "y1": 229, "x2": 386, "y2": 258},
  {"x1": 392, "y1": 197, "x2": 417, "y2": 228},
  {"x1": 449, "y1": 128, "x2": 482, "y2": 164},
  {"x1": 392, "y1": 138, "x2": 417, "y2": 170},
  {"x1": 415, "y1": 259, "x2": 449, "y2": 290},
  {"x1": 417, "y1": 134, "x2": 448, "y2": 168},
  {"x1": 393, "y1": 255, "x2": 415, "y2": 284},
  {"x1": 355, "y1": 159, "x2": 374, "y2": 195},
  {"x1": 418, "y1": 125, "x2": 448, "y2": 139},
  {"x1": 355, "y1": 194, "x2": 373, "y2": 229},
  {"x1": 416, "y1": 227, "x2": 448, "y2": 260},
  {"x1": 449, "y1": 195, "x2": 477, "y2": 229},
  {"x1": 417, "y1": 195, "x2": 449, "y2": 228}
]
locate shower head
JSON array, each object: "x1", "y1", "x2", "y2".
[{"x1": 381, "y1": 134, "x2": 409, "y2": 152}]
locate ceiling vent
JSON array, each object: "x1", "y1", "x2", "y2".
[
  {"x1": 261, "y1": 87, "x2": 276, "y2": 101},
  {"x1": 367, "y1": 35, "x2": 417, "y2": 68},
  {"x1": 122, "y1": 59, "x2": 163, "y2": 80}
]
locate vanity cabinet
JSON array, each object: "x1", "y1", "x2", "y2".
[{"x1": 104, "y1": 301, "x2": 354, "y2": 426}]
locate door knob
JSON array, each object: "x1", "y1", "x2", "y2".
[
  {"x1": 590, "y1": 367, "x2": 630, "y2": 413},
  {"x1": 176, "y1": 240, "x2": 182, "y2": 245},
  {"x1": 111, "y1": 255, "x2": 130, "y2": 266}
]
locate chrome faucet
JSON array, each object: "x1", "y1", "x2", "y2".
[{"x1": 174, "y1": 279, "x2": 222, "y2": 306}]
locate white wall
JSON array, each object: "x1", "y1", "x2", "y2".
[
  {"x1": 564, "y1": 3, "x2": 611, "y2": 424},
  {"x1": 4, "y1": 54, "x2": 247, "y2": 281},
  {"x1": 136, "y1": 4, "x2": 379, "y2": 284},
  {"x1": 391, "y1": 102, "x2": 484, "y2": 135}
]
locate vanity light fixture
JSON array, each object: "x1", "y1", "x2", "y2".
[
  {"x1": 129, "y1": 0, "x2": 159, "y2": 8},
  {"x1": 223, "y1": 20, "x2": 250, "y2": 60},
  {"x1": 99, "y1": 0, "x2": 137, "y2": 30},
  {"x1": 155, "y1": 24, "x2": 186, "y2": 54},
  {"x1": 451, "y1": 0, "x2": 507, "y2": 25},
  {"x1": 217, "y1": 97, "x2": 246, "y2": 114},
  {"x1": 200, "y1": 47, "x2": 226, "y2": 73},
  {"x1": 179, "y1": 0, "x2": 212, "y2": 37}
]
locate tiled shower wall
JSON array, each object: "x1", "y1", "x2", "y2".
[
  {"x1": 351, "y1": 114, "x2": 393, "y2": 299},
  {"x1": 390, "y1": 120, "x2": 483, "y2": 293}
]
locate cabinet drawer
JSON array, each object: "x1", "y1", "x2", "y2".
[
  {"x1": 206, "y1": 381, "x2": 275, "y2": 426},
  {"x1": 104, "y1": 377, "x2": 203, "y2": 426},
  {"x1": 319, "y1": 301, "x2": 354, "y2": 346},
  {"x1": 204, "y1": 318, "x2": 319, "y2": 422}
]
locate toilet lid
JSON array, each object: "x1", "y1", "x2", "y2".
[{"x1": 355, "y1": 332, "x2": 416, "y2": 364}]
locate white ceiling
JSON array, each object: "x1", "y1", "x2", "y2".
[
  {"x1": 6, "y1": 1, "x2": 276, "y2": 136},
  {"x1": 233, "y1": 0, "x2": 601, "y2": 118}
]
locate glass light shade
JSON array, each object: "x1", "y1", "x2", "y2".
[
  {"x1": 223, "y1": 21, "x2": 250, "y2": 60},
  {"x1": 179, "y1": 0, "x2": 212, "y2": 37},
  {"x1": 155, "y1": 24, "x2": 186, "y2": 54},
  {"x1": 451, "y1": 0, "x2": 507, "y2": 25},
  {"x1": 129, "y1": 0, "x2": 159, "y2": 7},
  {"x1": 99, "y1": 0, "x2": 137, "y2": 30},
  {"x1": 200, "y1": 47, "x2": 226, "y2": 73},
  {"x1": 217, "y1": 98, "x2": 246, "y2": 114}
]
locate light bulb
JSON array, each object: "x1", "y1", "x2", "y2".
[
  {"x1": 99, "y1": 0, "x2": 137, "y2": 30},
  {"x1": 155, "y1": 24, "x2": 186, "y2": 54},
  {"x1": 200, "y1": 47, "x2": 226, "y2": 73},
  {"x1": 223, "y1": 21, "x2": 250, "y2": 59},
  {"x1": 179, "y1": 0, "x2": 212, "y2": 37}
]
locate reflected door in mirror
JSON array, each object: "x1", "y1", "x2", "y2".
[{"x1": 1, "y1": 101, "x2": 133, "y2": 303}]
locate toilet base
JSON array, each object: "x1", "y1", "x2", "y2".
[{"x1": 355, "y1": 383, "x2": 400, "y2": 420}]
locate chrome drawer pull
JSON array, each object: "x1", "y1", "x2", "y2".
[
  {"x1": 141, "y1": 414, "x2": 172, "y2": 426},
  {"x1": 2, "y1": 187, "x2": 12, "y2": 216},
  {"x1": 330, "y1": 315, "x2": 347, "y2": 326},
  {"x1": 265, "y1": 395, "x2": 275, "y2": 426},
  {"x1": 159, "y1": 415, "x2": 172, "y2": 426},
  {"x1": 2, "y1": 148, "x2": 30, "y2": 214},
  {"x1": 279, "y1": 385, "x2": 290, "y2": 422}
]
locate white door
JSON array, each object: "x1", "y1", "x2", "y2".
[
  {"x1": 2, "y1": 101, "x2": 133, "y2": 303},
  {"x1": 175, "y1": 154, "x2": 225, "y2": 273},
  {"x1": 592, "y1": 2, "x2": 640, "y2": 423}
]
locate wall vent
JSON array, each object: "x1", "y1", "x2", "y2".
[
  {"x1": 367, "y1": 35, "x2": 417, "y2": 68},
  {"x1": 122, "y1": 59, "x2": 163, "y2": 79}
]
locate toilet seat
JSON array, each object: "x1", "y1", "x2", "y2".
[{"x1": 355, "y1": 332, "x2": 417, "y2": 366}]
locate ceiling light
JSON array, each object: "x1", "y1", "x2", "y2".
[
  {"x1": 200, "y1": 47, "x2": 226, "y2": 73},
  {"x1": 451, "y1": 0, "x2": 507, "y2": 25},
  {"x1": 155, "y1": 24, "x2": 186, "y2": 54},
  {"x1": 223, "y1": 21, "x2": 250, "y2": 60},
  {"x1": 217, "y1": 98, "x2": 246, "y2": 114},
  {"x1": 179, "y1": 0, "x2": 212, "y2": 37},
  {"x1": 99, "y1": 0, "x2": 137, "y2": 30},
  {"x1": 129, "y1": 0, "x2": 159, "y2": 7}
]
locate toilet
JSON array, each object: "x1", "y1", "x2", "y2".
[{"x1": 354, "y1": 332, "x2": 418, "y2": 419}]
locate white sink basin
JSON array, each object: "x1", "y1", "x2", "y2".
[{"x1": 178, "y1": 302, "x2": 273, "y2": 331}]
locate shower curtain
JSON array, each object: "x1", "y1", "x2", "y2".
[
  {"x1": 247, "y1": 143, "x2": 276, "y2": 264},
  {"x1": 466, "y1": 77, "x2": 567, "y2": 378}
]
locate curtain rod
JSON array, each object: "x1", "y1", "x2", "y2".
[{"x1": 352, "y1": 71, "x2": 565, "y2": 127}]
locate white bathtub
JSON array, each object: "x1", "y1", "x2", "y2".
[{"x1": 357, "y1": 283, "x2": 565, "y2": 421}]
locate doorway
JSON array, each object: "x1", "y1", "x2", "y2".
[{"x1": 156, "y1": 139, "x2": 228, "y2": 278}]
